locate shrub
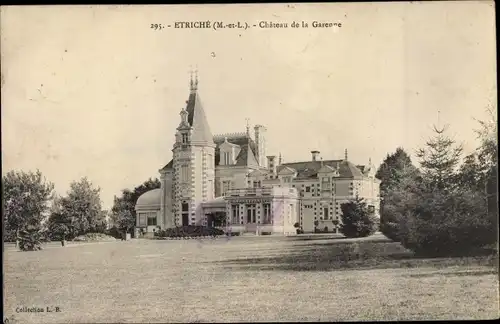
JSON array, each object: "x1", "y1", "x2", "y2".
[
  {"x1": 105, "y1": 226, "x2": 124, "y2": 239},
  {"x1": 261, "y1": 232, "x2": 272, "y2": 235},
  {"x1": 340, "y1": 196, "x2": 378, "y2": 238},
  {"x1": 73, "y1": 232, "x2": 117, "y2": 242},
  {"x1": 400, "y1": 188, "x2": 494, "y2": 256},
  {"x1": 18, "y1": 225, "x2": 47, "y2": 251},
  {"x1": 156, "y1": 226, "x2": 225, "y2": 238},
  {"x1": 380, "y1": 221, "x2": 400, "y2": 241}
]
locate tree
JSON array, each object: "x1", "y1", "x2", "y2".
[
  {"x1": 400, "y1": 125, "x2": 494, "y2": 256},
  {"x1": 475, "y1": 105, "x2": 497, "y2": 172},
  {"x1": 376, "y1": 147, "x2": 415, "y2": 194},
  {"x1": 116, "y1": 209, "x2": 135, "y2": 235},
  {"x1": 111, "y1": 178, "x2": 161, "y2": 234},
  {"x1": 383, "y1": 165, "x2": 422, "y2": 242},
  {"x1": 2, "y1": 170, "x2": 54, "y2": 246},
  {"x1": 18, "y1": 224, "x2": 47, "y2": 251},
  {"x1": 471, "y1": 106, "x2": 498, "y2": 247},
  {"x1": 46, "y1": 195, "x2": 71, "y2": 241},
  {"x1": 416, "y1": 126, "x2": 463, "y2": 193},
  {"x1": 375, "y1": 148, "x2": 418, "y2": 241},
  {"x1": 58, "y1": 177, "x2": 103, "y2": 237},
  {"x1": 456, "y1": 154, "x2": 483, "y2": 191},
  {"x1": 339, "y1": 196, "x2": 378, "y2": 238}
]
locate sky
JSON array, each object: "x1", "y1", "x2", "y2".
[{"x1": 1, "y1": 2, "x2": 496, "y2": 209}]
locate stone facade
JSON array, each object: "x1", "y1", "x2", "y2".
[{"x1": 135, "y1": 76, "x2": 381, "y2": 235}]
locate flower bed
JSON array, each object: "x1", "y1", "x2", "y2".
[
  {"x1": 154, "y1": 226, "x2": 226, "y2": 238},
  {"x1": 73, "y1": 233, "x2": 117, "y2": 242}
]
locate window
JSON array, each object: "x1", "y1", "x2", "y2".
[
  {"x1": 208, "y1": 180, "x2": 213, "y2": 200},
  {"x1": 322, "y1": 177, "x2": 331, "y2": 191},
  {"x1": 263, "y1": 203, "x2": 271, "y2": 224},
  {"x1": 207, "y1": 154, "x2": 213, "y2": 168},
  {"x1": 368, "y1": 205, "x2": 375, "y2": 214},
  {"x1": 181, "y1": 203, "x2": 189, "y2": 226},
  {"x1": 253, "y1": 181, "x2": 261, "y2": 188},
  {"x1": 231, "y1": 205, "x2": 239, "y2": 224},
  {"x1": 181, "y1": 165, "x2": 189, "y2": 182},
  {"x1": 138, "y1": 213, "x2": 147, "y2": 226},
  {"x1": 323, "y1": 207, "x2": 329, "y2": 220},
  {"x1": 246, "y1": 204, "x2": 257, "y2": 223},
  {"x1": 222, "y1": 181, "x2": 231, "y2": 196},
  {"x1": 223, "y1": 152, "x2": 231, "y2": 165},
  {"x1": 305, "y1": 186, "x2": 311, "y2": 192},
  {"x1": 147, "y1": 214, "x2": 157, "y2": 226},
  {"x1": 182, "y1": 133, "x2": 188, "y2": 144}
]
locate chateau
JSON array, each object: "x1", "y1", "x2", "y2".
[{"x1": 135, "y1": 74, "x2": 381, "y2": 236}]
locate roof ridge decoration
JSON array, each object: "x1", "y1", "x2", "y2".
[
  {"x1": 213, "y1": 132, "x2": 247, "y2": 139},
  {"x1": 189, "y1": 65, "x2": 198, "y2": 92},
  {"x1": 282, "y1": 159, "x2": 344, "y2": 165}
]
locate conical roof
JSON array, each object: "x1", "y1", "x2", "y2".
[{"x1": 185, "y1": 89, "x2": 214, "y2": 146}]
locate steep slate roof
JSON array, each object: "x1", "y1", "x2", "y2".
[
  {"x1": 160, "y1": 159, "x2": 173, "y2": 171},
  {"x1": 185, "y1": 90, "x2": 214, "y2": 146},
  {"x1": 242, "y1": 144, "x2": 259, "y2": 167},
  {"x1": 160, "y1": 134, "x2": 259, "y2": 171},
  {"x1": 213, "y1": 135, "x2": 258, "y2": 167},
  {"x1": 278, "y1": 160, "x2": 365, "y2": 179}
]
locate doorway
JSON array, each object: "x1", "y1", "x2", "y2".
[{"x1": 206, "y1": 213, "x2": 215, "y2": 227}]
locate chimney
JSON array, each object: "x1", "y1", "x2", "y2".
[
  {"x1": 267, "y1": 156, "x2": 277, "y2": 176},
  {"x1": 311, "y1": 150, "x2": 320, "y2": 161}
]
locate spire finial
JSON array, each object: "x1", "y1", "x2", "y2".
[
  {"x1": 189, "y1": 65, "x2": 198, "y2": 91},
  {"x1": 279, "y1": 153, "x2": 282, "y2": 165},
  {"x1": 189, "y1": 65, "x2": 194, "y2": 90},
  {"x1": 344, "y1": 149, "x2": 348, "y2": 161},
  {"x1": 194, "y1": 64, "x2": 199, "y2": 90},
  {"x1": 321, "y1": 157, "x2": 324, "y2": 167},
  {"x1": 369, "y1": 157, "x2": 372, "y2": 165}
]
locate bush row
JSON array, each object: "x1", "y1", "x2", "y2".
[{"x1": 154, "y1": 225, "x2": 226, "y2": 238}]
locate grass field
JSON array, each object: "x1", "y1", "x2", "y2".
[{"x1": 3, "y1": 233, "x2": 499, "y2": 323}]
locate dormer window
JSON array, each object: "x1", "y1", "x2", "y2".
[
  {"x1": 322, "y1": 177, "x2": 331, "y2": 191},
  {"x1": 223, "y1": 152, "x2": 231, "y2": 165}
]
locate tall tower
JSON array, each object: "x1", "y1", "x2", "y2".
[{"x1": 172, "y1": 71, "x2": 216, "y2": 226}]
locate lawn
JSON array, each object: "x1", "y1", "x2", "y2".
[{"x1": 3, "y1": 233, "x2": 499, "y2": 323}]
